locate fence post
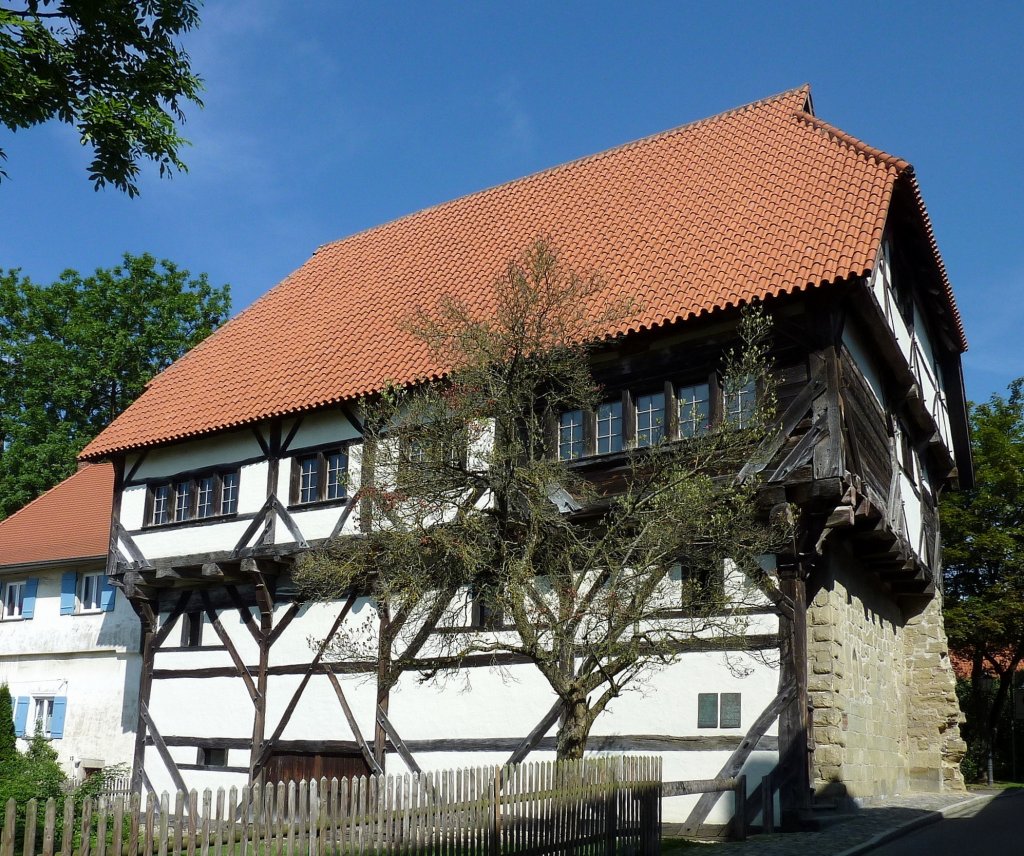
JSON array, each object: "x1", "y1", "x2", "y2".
[
  {"x1": 732, "y1": 776, "x2": 746, "y2": 842},
  {"x1": 489, "y1": 766, "x2": 501, "y2": 856},
  {"x1": 761, "y1": 772, "x2": 774, "y2": 835}
]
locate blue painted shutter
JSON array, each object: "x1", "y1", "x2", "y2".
[
  {"x1": 21, "y1": 578, "x2": 38, "y2": 619},
  {"x1": 100, "y1": 577, "x2": 116, "y2": 612},
  {"x1": 60, "y1": 572, "x2": 77, "y2": 615},
  {"x1": 14, "y1": 697, "x2": 29, "y2": 737},
  {"x1": 49, "y1": 697, "x2": 67, "y2": 739}
]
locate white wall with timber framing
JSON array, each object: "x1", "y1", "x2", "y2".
[{"x1": 138, "y1": 585, "x2": 783, "y2": 825}]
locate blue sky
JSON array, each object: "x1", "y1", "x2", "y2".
[{"x1": 1, "y1": 1, "x2": 1020, "y2": 403}]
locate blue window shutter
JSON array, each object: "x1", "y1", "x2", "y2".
[
  {"x1": 21, "y1": 578, "x2": 38, "y2": 619},
  {"x1": 49, "y1": 697, "x2": 67, "y2": 739},
  {"x1": 60, "y1": 572, "x2": 77, "y2": 615},
  {"x1": 14, "y1": 697, "x2": 29, "y2": 737},
  {"x1": 100, "y1": 577, "x2": 116, "y2": 612}
]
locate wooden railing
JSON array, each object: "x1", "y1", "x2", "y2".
[{"x1": 1, "y1": 756, "x2": 661, "y2": 856}]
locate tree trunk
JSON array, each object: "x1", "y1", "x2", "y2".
[{"x1": 556, "y1": 698, "x2": 590, "y2": 760}]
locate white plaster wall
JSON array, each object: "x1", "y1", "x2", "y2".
[
  {"x1": 2, "y1": 652, "x2": 139, "y2": 779},
  {"x1": 0, "y1": 566, "x2": 139, "y2": 656},
  {"x1": 130, "y1": 430, "x2": 265, "y2": 481},
  {"x1": 287, "y1": 411, "x2": 362, "y2": 452}
]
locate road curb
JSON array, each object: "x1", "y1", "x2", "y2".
[{"x1": 832, "y1": 792, "x2": 999, "y2": 856}]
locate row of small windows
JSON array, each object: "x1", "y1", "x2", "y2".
[
  {"x1": 0, "y1": 572, "x2": 114, "y2": 621},
  {"x1": 148, "y1": 469, "x2": 239, "y2": 526},
  {"x1": 558, "y1": 379, "x2": 756, "y2": 461},
  {"x1": 144, "y1": 450, "x2": 353, "y2": 528}
]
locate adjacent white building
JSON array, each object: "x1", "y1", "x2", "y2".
[{"x1": 0, "y1": 463, "x2": 141, "y2": 781}]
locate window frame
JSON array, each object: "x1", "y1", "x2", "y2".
[
  {"x1": 181, "y1": 611, "x2": 204, "y2": 648},
  {"x1": 289, "y1": 443, "x2": 350, "y2": 507},
  {"x1": 144, "y1": 467, "x2": 242, "y2": 528},
  {"x1": 32, "y1": 696, "x2": 54, "y2": 738},
  {"x1": 196, "y1": 746, "x2": 229, "y2": 768},
  {"x1": 77, "y1": 572, "x2": 104, "y2": 614},
  {"x1": 1, "y1": 579, "x2": 26, "y2": 621}
]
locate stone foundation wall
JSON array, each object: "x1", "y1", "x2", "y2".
[
  {"x1": 807, "y1": 543, "x2": 965, "y2": 798},
  {"x1": 903, "y1": 591, "x2": 967, "y2": 792}
]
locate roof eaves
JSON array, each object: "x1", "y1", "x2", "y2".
[{"x1": 899, "y1": 170, "x2": 967, "y2": 352}]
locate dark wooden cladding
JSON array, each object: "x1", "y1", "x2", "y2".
[
  {"x1": 264, "y1": 750, "x2": 371, "y2": 786},
  {"x1": 839, "y1": 346, "x2": 892, "y2": 498}
]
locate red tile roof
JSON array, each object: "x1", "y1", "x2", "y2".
[
  {"x1": 80, "y1": 85, "x2": 965, "y2": 460},
  {"x1": 0, "y1": 464, "x2": 113, "y2": 568}
]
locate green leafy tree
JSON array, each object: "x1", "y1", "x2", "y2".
[
  {"x1": 0, "y1": 0, "x2": 203, "y2": 195},
  {"x1": 297, "y1": 240, "x2": 788, "y2": 761},
  {"x1": 943, "y1": 378, "x2": 1024, "y2": 780},
  {"x1": 0, "y1": 252, "x2": 230, "y2": 518}
]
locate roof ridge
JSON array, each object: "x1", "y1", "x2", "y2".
[
  {"x1": 313, "y1": 85, "x2": 814, "y2": 256},
  {"x1": 0, "y1": 463, "x2": 101, "y2": 533},
  {"x1": 793, "y1": 112, "x2": 911, "y2": 171}
]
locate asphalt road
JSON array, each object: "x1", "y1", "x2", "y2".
[{"x1": 867, "y1": 791, "x2": 1024, "y2": 855}]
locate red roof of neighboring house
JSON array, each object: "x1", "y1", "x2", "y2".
[
  {"x1": 0, "y1": 464, "x2": 113, "y2": 568},
  {"x1": 950, "y1": 649, "x2": 1024, "y2": 681},
  {"x1": 80, "y1": 85, "x2": 965, "y2": 460}
]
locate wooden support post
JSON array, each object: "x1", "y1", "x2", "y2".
[
  {"x1": 777, "y1": 559, "x2": 810, "y2": 830},
  {"x1": 761, "y1": 772, "x2": 774, "y2": 834},
  {"x1": 129, "y1": 596, "x2": 157, "y2": 795},
  {"x1": 374, "y1": 604, "x2": 391, "y2": 772},
  {"x1": 732, "y1": 775, "x2": 746, "y2": 841}
]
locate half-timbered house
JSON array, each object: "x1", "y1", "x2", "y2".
[
  {"x1": 79, "y1": 86, "x2": 969, "y2": 828},
  {"x1": 0, "y1": 463, "x2": 141, "y2": 781}
]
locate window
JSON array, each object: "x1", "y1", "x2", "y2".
[
  {"x1": 677, "y1": 383, "x2": 711, "y2": 438},
  {"x1": 77, "y1": 573, "x2": 103, "y2": 613},
  {"x1": 725, "y1": 378, "x2": 757, "y2": 429},
  {"x1": 197, "y1": 746, "x2": 228, "y2": 768},
  {"x1": 33, "y1": 697, "x2": 53, "y2": 738},
  {"x1": 181, "y1": 611, "x2": 203, "y2": 647},
  {"x1": 469, "y1": 586, "x2": 503, "y2": 630},
  {"x1": 61, "y1": 572, "x2": 113, "y2": 615},
  {"x1": 697, "y1": 692, "x2": 741, "y2": 729},
  {"x1": 151, "y1": 484, "x2": 170, "y2": 525},
  {"x1": 196, "y1": 476, "x2": 216, "y2": 519},
  {"x1": 680, "y1": 563, "x2": 725, "y2": 612},
  {"x1": 2, "y1": 580, "x2": 26, "y2": 620},
  {"x1": 145, "y1": 468, "x2": 241, "y2": 527},
  {"x1": 13, "y1": 696, "x2": 64, "y2": 739},
  {"x1": 596, "y1": 401, "x2": 623, "y2": 454},
  {"x1": 558, "y1": 410, "x2": 584, "y2": 461},
  {"x1": 635, "y1": 392, "x2": 666, "y2": 447},
  {"x1": 291, "y1": 448, "x2": 348, "y2": 505}
]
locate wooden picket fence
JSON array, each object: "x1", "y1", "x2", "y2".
[{"x1": 1, "y1": 756, "x2": 660, "y2": 856}]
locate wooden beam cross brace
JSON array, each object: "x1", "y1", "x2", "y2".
[{"x1": 252, "y1": 595, "x2": 356, "y2": 772}]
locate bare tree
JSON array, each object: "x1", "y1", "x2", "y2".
[{"x1": 296, "y1": 239, "x2": 789, "y2": 760}]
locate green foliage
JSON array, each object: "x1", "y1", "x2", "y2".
[
  {"x1": 0, "y1": 252, "x2": 230, "y2": 518},
  {"x1": 943, "y1": 378, "x2": 1024, "y2": 775},
  {"x1": 297, "y1": 240, "x2": 789, "y2": 760},
  {"x1": 0, "y1": 0, "x2": 203, "y2": 195},
  {"x1": 0, "y1": 685, "x2": 15, "y2": 765},
  {"x1": 0, "y1": 721, "x2": 66, "y2": 845}
]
